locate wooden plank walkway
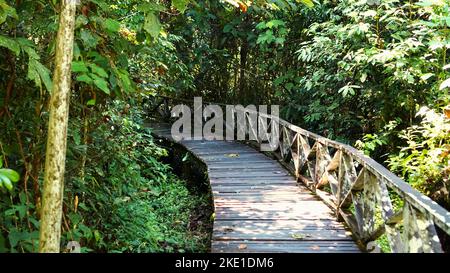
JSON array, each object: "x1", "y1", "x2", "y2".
[{"x1": 149, "y1": 123, "x2": 361, "y2": 253}]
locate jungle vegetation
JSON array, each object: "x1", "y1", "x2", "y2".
[{"x1": 0, "y1": 0, "x2": 449, "y2": 252}]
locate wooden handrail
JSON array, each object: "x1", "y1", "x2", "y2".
[{"x1": 150, "y1": 95, "x2": 450, "y2": 253}]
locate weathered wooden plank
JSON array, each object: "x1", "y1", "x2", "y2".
[
  {"x1": 211, "y1": 184, "x2": 297, "y2": 191},
  {"x1": 195, "y1": 151, "x2": 261, "y2": 157},
  {"x1": 214, "y1": 200, "x2": 331, "y2": 209},
  {"x1": 208, "y1": 162, "x2": 281, "y2": 169},
  {"x1": 207, "y1": 160, "x2": 280, "y2": 166},
  {"x1": 214, "y1": 228, "x2": 352, "y2": 241},
  {"x1": 214, "y1": 207, "x2": 335, "y2": 220},
  {"x1": 150, "y1": 122, "x2": 362, "y2": 253},
  {"x1": 199, "y1": 154, "x2": 269, "y2": 161},
  {"x1": 211, "y1": 185, "x2": 301, "y2": 193},
  {"x1": 208, "y1": 172, "x2": 291, "y2": 179},
  {"x1": 213, "y1": 190, "x2": 309, "y2": 196},
  {"x1": 212, "y1": 241, "x2": 361, "y2": 253},
  {"x1": 213, "y1": 220, "x2": 353, "y2": 241},
  {"x1": 180, "y1": 141, "x2": 226, "y2": 146},
  {"x1": 214, "y1": 219, "x2": 347, "y2": 229},
  {"x1": 188, "y1": 145, "x2": 257, "y2": 152},
  {"x1": 213, "y1": 194, "x2": 318, "y2": 203},
  {"x1": 184, "y1": 141, "x2": 247, "y2": 146},
  {"x1": 211, "y1": 183, "x2": 299, "y2": 189},
  {"x1": 209, "y1": 167, "x2": 286, "y2": 173},
  {"x1": 212, "y1": 188, "x2": 308, "y2": 195},
  {"x1": 210, "y1": 168, "x2": 290, "y2": 174},
  {"x1": 209, "y1": 177, "x2": 297, "y2": 183},
  {"x1": 191, "y1": 149, "x2": 259, "y2": 155}
]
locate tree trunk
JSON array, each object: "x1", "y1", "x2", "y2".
[
  {"x1": 39, "y1": 0, "x2": 77, "y2": 253},
  {"x1": 239, "y1": 40, "x2": 248, "y2": 102}
]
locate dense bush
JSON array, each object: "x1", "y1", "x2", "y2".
[
  {"x1": 0, "y1": 0, "x2": 209, "y2": 253},
  {"x1": 388, "y1": 107, "x2": 450, "y2": 210},
  {"x1": 1, "y1": 98, "x2": 211, "y2": 252}
]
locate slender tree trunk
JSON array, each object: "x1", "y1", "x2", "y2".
[{"x1": 39, "y1": 0, "x2": 77, "y2": 253}]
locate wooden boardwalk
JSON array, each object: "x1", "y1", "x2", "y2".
[{"x1": 150, "y1": 123, "x2": 361, "y2": 253}]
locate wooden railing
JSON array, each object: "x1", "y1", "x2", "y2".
[{"x1": 150, "y1": 95, "x2": 450, "y2": 253}]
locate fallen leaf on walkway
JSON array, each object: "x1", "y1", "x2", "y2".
[
  {"x1": 238, "y1": 244, "x2": 247, "y2": 250},
  {"x1": 291, "y1": 233, "x2": 305, "y2": 240}
]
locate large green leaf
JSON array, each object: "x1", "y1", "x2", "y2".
[
  {"x1": 89, "y1": 63, "x2": 108, "y2": 78},
  {"x1": 172, "y1": 0, "x2": 190, "y2": 13},
  {"x1": 266, "y1": 19, "x2": 285, "y2": 29},
  {"x1": 27, "y1": 65, "x2": 41, "y2": 90},
  {"x1": 298, "y1": 0, "x2": 314, "y2": 8},
  {"x1": 0, "y1": 173, "x2": 12, "y2": 190},
  {"x1": 72, "y1": 61, "x2": 89, "y2": 73},
  {"x1": 29, "y1": 59, "x2": 52, "y2": 93},
  {"x1": 7, "y1": 229, "x2": 26, "y2": 248},
  {"x1": 117, "y1": 69, "x2": 133, "y2": 93},
  {"x1": 80, "y1": 29, "x2": 100, "y2": 49},
  {"x1": 143, "y1": 12, "x2": 161, "y2": 39},
  {"x1": 88, "y1": 0, "x2": 110, "y2": 11},
  {"x1": 0, "y1": 0, "x2": 18, "y2": 25},
  {"x1": 17, "y1": 38, "x2": 40, "y2": 59},
  {"x1": 75, "y1": 15, "x2": 89, "y2": 29},
  {"x1": 0, "y1": 35, "x2": 20, "y2": 56},
  {"x1": 137, "y1": 3, "x2": 166, "y2": 12},
  {"x1": 86, "y1": 99, "x2": 96, "y2": 106},
  {"x1": 73, "y1": 42, "x2": 81, "y2": 60},
  {"x1": 76, "y1": 74, "x2": 93, "y2": 84},
  {"x1": 27, "y1": 59, "x2": 52, "y2": 93},
  {"x1": 0, "y1": 168, "x2": 20, "y2": 183}
]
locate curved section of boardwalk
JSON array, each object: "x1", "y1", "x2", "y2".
[{"x1": 150, "y1": 123, "x2": 361, "y2": 253}]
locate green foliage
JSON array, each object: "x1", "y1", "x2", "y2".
[
  {"x1": 0, "y1": 32, "x2": 53, "y2": 93},
  {"x1": 388, "y1": 107, "x2": 450, "y2": 209},
  {"x1": 59, "y1": 100, "x2": 211, "y2": 252},
  {"x1": 299, "y1": 0, "x2": 314, "y2": 8},
  {"x1": 143, "y1": 12, "x2": 161, "y2": 38},
  {"x1": 172, "y1": 0, "x2": 190, "y2": 13},
  {"x1": 287, "y1": 0, "x2": 448, "y2": 140},
  {"x1": 0, "y1": 0, "x2": 17, "y2": 25},
  {"x1": 355, "y1": 120, "x2": 399, "y2": 157},
  {"x1": 0, "y1": 35, "x2": 19, "y2": 56},
  {"x1": 28, "y1": 59, "x2": 53, "y2": 93},
  {"x1": 1, "y1": 0, "x2": 450, "y2": 253},
  {"x1": 355, "y1": 134, "x2": 387, "y2": 156},
  {"x1": 256, "y1": 19, "x2": 287, "y2": 46},
  {"x1": 165, "y1": 0, "x2": 450, "y2": 235}
]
